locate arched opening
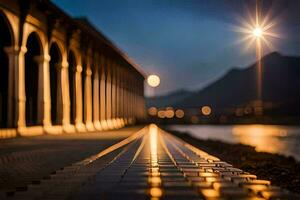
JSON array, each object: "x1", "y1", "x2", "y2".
[
  {"x1": 25, "y1": 32, "x2": 42, "y2": 126},
  {"x1": 0, "y1": 13, "x2": 13, "y2": 128},
  {"x1": 49, "y1": 43, "x2": 62, "y2": 125},
  {"x1": 68, "y1": 50, "x2": 76, "y2": 124}
]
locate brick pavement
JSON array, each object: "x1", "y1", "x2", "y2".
[
  {"x1": 0, "y1": 126, "x2": 143, "y2": 195},
  {"x1": 1, "y1": 125, "x2": 299, "y2": 200}
]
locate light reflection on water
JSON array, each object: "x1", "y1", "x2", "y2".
[{"x1": 168, "y1": 124, "x2": 300, "y2": 161}]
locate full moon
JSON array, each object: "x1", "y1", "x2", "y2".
[{"x1": 147, "y1": 74, "x2": 160, "y2": 88}]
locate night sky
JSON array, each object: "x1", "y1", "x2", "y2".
[{"x1": 52, "y1": 0, "x2": 300, "y2": 96}]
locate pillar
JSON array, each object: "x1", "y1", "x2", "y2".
[
  {"x1": 34, "y1": 54, "x2": 51, "y2": 126},
  {"x1": 119, "y1": 67, "x2": 125, "y2": 127},
  {"x1": 106, "y1": 60, "x2": 113, "y2": 129},
  {"x1": 17, "y1": 46, "x2": 27, "y2": 129},
  {"x1": 99, "y1": 58, "x2": 107, "y2": 130},
  {"x1": 111, "y1": 63, "x2": 117, "y2": 128},
  {"x1": 75, "y1": 64, "x2": 85, "y2": 131},
  {"x1": 115, "y1": 65, "x2": 121, "y2": 128},
  {"x1": 85, "y1": 67, "x2": 94, "y2": 131},
  {"x1": 93, "y1": 62, "x2": 101, "y2": 130},
  {"x1": 61, "y1": 61, "x2": 71, "y2": 129},
  {"x1": 4, "y1": 46, "x2": 19, "y2": 128}
]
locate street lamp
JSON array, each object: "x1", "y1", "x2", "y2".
[
  {"x1": 234, "y1": 0, "x2": 280, "y2": 116},
  {"x1": 253, "y1": 25, "x2": 263, "y2": 115}
]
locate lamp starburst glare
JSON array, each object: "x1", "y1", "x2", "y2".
[
  {"x1": 232, "y1": 0, "x2": 281, "y2": 115},
  {"x1": 233, "y1": 2, "x2": 280, "y2": 52},
  {"x1": 253, "y1": 27, "x2": 263, "y2": 38}
]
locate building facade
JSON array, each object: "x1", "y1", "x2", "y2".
[{"x1": 0, "y1": 0, "x2": 145, "y2": 138}]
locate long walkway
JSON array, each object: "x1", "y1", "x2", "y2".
[
  {"x1": 0, "y1": 127, "x2": 142, "y2": 195},
  {"x1": 3, "y1": 125, "x2": 299, "y2": 200}
]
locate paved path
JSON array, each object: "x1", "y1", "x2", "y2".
[
  {"x1": 0, "y1": 127, "x2": 143, "y2": 195},
  {"x1": 2, "y1": 125, "x2": 299, "y2": 200}
]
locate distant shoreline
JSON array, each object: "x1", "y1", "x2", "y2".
[
  {"x1": 160, "y1": 122, "x2": 300, "y2": 126},
  {"x1": 152, "y1": 121, "x2": 300, "y2": 126},
  {"x1": 164, "y1": 127, "x2": 300, "y2": 194}
]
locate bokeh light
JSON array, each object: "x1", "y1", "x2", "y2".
[
  {"x1": 164, "y1": 107, "x2": 174, "y2": 118},
  {"x1": 157, "y1": 110, "x2": 165, "y2": 118},
  {"x1": 175, "y1": 109, "x2": 184, "y2": 118},
  {"x1": 165, "y1": 110, "x2": 175, "y2": 118},
  {"x1": 201, "y1": 106, "x2": 212, "y2": 116},
  {"x1": 148, "y1": 107, "x2": 158, "y2": 116},
  {"x1": 147, "y1": 74, "x2": 160, "y2": 88}
]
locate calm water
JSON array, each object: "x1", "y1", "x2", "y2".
[{"x1": 168, "y1": 124, "x2": 300, "y2": 161}]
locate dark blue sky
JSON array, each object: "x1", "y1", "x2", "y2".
[{"x1": 52, "y1": 0, "x2": 300, "y2": 96}]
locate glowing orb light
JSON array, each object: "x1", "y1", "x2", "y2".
[
  {"x1": 147, "y1": 74, "x2": 160, "y2": 88},
  {"x1": 201, "y1": 106, "x2": 212, "y2": 116}
]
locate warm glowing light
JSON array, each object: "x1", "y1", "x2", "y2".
[
  {"x1": 233, "y1": 1, "x2": 280, "y2": 106},
  {"x1": 232, "y1": 125, "x2": 288, "y2": 153},
  {"x1": 165, "y1": 110, "x2": 174, "y2": 118},
  {"x1": 149, "y1": 124, "x2": 162, "y2": 199},
  {"x1": 175, "y1": 109, "x2": 184, "y2": 118},
  {"x1": 253, "y1": 27, "x2": 263, "y2": 38},
  {"x1": 147, "y1": 74, "x2": 160, "y2": 88},
  {"x1": 200, "y1": 189, "x2": 220, "y2": 198},
  {"x1": 148, "y1": 177, "x2": 162, "y2": 186},
  {"x1": 148, "y1": 107, "x2": 158, "y2": 116},
  {"x1": 201, "y1": 106, "x2": 212, "y2": 116},
  {"x1": 157, "y1": 110, "x2": 165, "y2": 119},
  {"x1": 233, "y1": 1, "x2": 280, "y2": 52},
  {"x1": 150, "y1": 124, "x2": 158, "y2": 158},
  {"x1": 206, "y1": 177, "x2": 218, "y2": 183},
  {"x1": 150, "y1": 187, "x2": 162, "y2": 198}
]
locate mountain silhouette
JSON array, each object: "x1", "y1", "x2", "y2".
[
  {"x1": 146, "y1": 89, "x2": 194, "y2": 108},
  {"x1": 148, "y1": 52, "x2": 300, "y2": 116}
]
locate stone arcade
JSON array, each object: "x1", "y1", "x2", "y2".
[{"x1": 0, "y1": 0, "x2": 145, "y2": 138}]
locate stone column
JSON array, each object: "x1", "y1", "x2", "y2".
[
  {"x1": 4, "y1": 46, "x2": 19, "y2": 128},
  {"x1": 122, "y1": 72, "x2": 127, "y2": 125},
  {"x1": 85, "y1": 67, "x2": 94, "y2": 131},
  {"x1": 139, "y1": 83, "x2": 145, "y2": 120},
  {"x1": 53, "y1": 63, "x2": 63, "y2": 126},
  {"x1": 93, "y1": 64, "x2": 101, "y2": 130},
  {"x1": 128, "y1": 76, "x2": 133, "y2": 125},
  {"x1": 140, "y1": 83, "x2": 145, "y2": 120},
  {"x1": 134, "y1": 79, "x2": 139, "y2": 123},
  {"x1": 123, "y1": 71, "x2": 129, "y2": 125},
  {"x1": 106, "y1": 60, "x2": 113, "y2": 129},
  {"x1": 34, "y1": 54, "x2": 51, "y2": 127},
  {"x1": 132, "y1": 79, "x2": 136, "y2": 122},
  {"x1": 99, "y1": 60, "x2": 107, "y2": 130},
  {"x1": 115, "y1": 66, "x2": 121, "y2": 128},
  {"x1": 61, "y1": 62, "x2": 69, "y2": 125},
  {"x1": 118, "y1": 67, "x2": 124, "y2": 127},
  {"x1": 130, "y1": 77, "x2": 136, "y2": 125},
  {"x1": 111, "y1": 63, "x2": 117, "y2": 129},
  {"x1": 62, "y1": 60, "x2": 77, "y2": 133},
  {"x1": 17, "y1": 46, "x2": 27, "y2": 129},
  {"x1": 61, "y1": 61, "x2": 71, "y2": 130},
  {"x1": 75, "y1": 64, "x2": 85, "y2": 132}
]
